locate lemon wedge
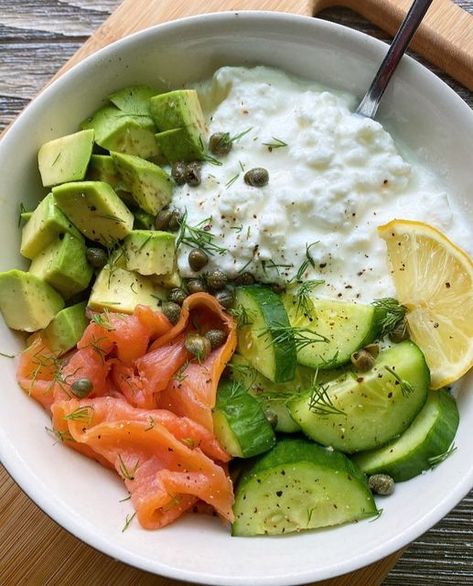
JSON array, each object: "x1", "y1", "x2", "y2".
[{"x1": 378, "y1": 219, "x2": 473, "y2": 389}]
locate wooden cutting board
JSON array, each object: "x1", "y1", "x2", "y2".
[{"x1": 1, "y1": 1, "x2": 472, "y2": 585}]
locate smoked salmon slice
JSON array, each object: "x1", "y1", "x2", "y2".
[{"x1": 17, "y1": 294, "x2": 237, "y2": 530}]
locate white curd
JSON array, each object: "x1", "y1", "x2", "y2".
[{"x1": 172, "y1": 66, "x2": 468, "y2": 302}]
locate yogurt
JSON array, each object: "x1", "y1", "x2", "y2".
[{"x1": 172, "y1": 66, "x2": 468, "y2": 302}]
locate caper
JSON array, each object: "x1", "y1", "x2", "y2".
[
  {"x1": 161, "y1": 301, "x2": 181, "y2": 325},
  {"x1": 188, "y1": 248, "x2": 209, "y2": 272},
  {"x1": 215, "y1": 287, "x2": 235, "y2": 309},
  {"x1": 185, "y1": 333, "x2": 211, "y2": 362},
  {"x1": 234, "y1": 271, "x2": 255, "y2": 286},
  {"x1": 185, "y1": 161, "x2": 202, "y2": 187},
  {"x1": 209, "y1": 132, "x2": 232, "y2": 156},
  {"x1": 206, "y1": 269, "x2": 228, "y2": 292},
  {"x1": 168, "y1": 209, "x2": 184, "y2": 232},
  {"x1": 168, "y1": 287, "x2": 187, "y2": 306},
  {"x1": 389, "y1": 320, "x2": 409, "y2": 343},
  {"x1": 205, "y1": 328, "x2": 227, "y2": 350},
  {"x1": 171, "y1": 161, "x2": 187, "y2": 185},
  {"x1": 244, "y1": 167, "x2": 269, "y2": 187},
  {"x1": 368, "y1": 474, "x2": 395, "y2": 496},
  {"x1": 86, "y1": 247, "x2": 108, "y2": 269},
  {"x1": 71, "y1": 377, "x2": 93, "y2": 398},
  {"x1": 187, "y1": 278, "x2": 207, "y2": 294},
  {"x1": 350, "y1": 349, "x2": 376, "y2": 371},
  {"x1": 154, "y1": 208, "x2": 173, "y2": 231},
  {"x1": 364, "y1": 343, "x2": 380, "y2": 358}
]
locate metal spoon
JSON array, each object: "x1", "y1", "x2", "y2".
[{"x1": 356, "y1": 0, "x2": 434, "y2": 118}]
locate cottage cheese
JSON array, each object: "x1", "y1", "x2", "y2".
[{"x1": 173, "y1": 66, "x2": 468, "y2": 302}]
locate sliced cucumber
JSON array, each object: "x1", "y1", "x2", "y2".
[
  {"x1": 232, "y1": 438, "x2": 377, "y2": 536},
  {"x1": 289, "y1": 341, "x2": 429, "y2": 453},
  {"x1": 282, "y1": 292, "x2": 379, "y2": 369},
  {"x1": 229, "y1": 354, "x2": 341, "y2": 433},
  {"x1": 213, "y1": 381, "x2": 276, "y2": 458},
  {"x1": 353, "y1": 390, "x2": 459, "y2": 481},
  {"x1": 235, "y1": 285, "x2": 296, "y2": 383}
]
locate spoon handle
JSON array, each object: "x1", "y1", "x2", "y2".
[{"x1": 356, "y1": 0, "x2": 434, "y2": 118}]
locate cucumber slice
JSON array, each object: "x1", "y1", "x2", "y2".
[
  {"x1": 213, "y1": 381, "x2": 276, "y2": 458},
  {"x1": 232, "y1": 438, "x2": 377, "y2": 536},
  {"x1": 289, "y1": 341, "x2": 429, "y2": 453},
  {"x1": 353, "y1": 390, "x2": 459, "y2": 481},
  {"x1": 235, "y1": 285, "x2": 296, "y2": 383},
  {"x1": 229, "y1": 354, "x2": 340, "y2": 433},
  {"x1": 282, "y1": 293, "x2": 379, "y2": 369}
]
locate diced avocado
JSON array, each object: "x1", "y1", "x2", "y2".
[
  {"x1": 52, "y1": 181, "x2": 133, "y2": 246},
  {"x1": 124, "y1": 230, "x2": 176, "y2": 276},
  {"x1": 38, "y1": 129, "x2": 94, "y2": 188},
  {"x1": 154, "y1": 128, "x2": 205, "y2": 163},
  {"x1": 153, "y1": 269, "x2": 182, "y2": 289},
  {"x1": 20, "y1": 193, "x2": 82, "y2": 260},
  {"x1": 109, "y1": 85, "x2": 156, "y2": 116},
  {"x1": 86, "y1": 154, "x2": 134, "y2": 206},
  {"x1": 150, "y1": 90, "x2": 207, "y2": 162},
  {"x1": 43, "y1": 302, "x2": 88, "y2": 355},
  {"x1": 111, "y1": 152, "x2": 173, "y2": 215},
  {"x1": 81, "y1": 105, "x2": 158, "y2": 159},
  {"x1": 29, "y1": 233, "x2": 93, "y2": 298},
  {"x1": 0, "y1": 270, "x2": 64, "y2": 332},
  {"x1": 88, "y1": 266, "x2": 166, "y2": 314},
  {"x1": 133, "y1": 208, "x2": 155, "y2": 230}
]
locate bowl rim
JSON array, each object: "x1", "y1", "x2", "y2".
[{"x1": 1, "y1": 9, "x2": 472, "y2": 586}]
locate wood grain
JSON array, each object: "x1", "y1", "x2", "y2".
[{"x1": 0, "y1": 1, "x2": 472, "y2": 585}]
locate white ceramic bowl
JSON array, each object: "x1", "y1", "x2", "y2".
[{"x1": 1, "y1": 11, "x2": 472, "y2": 586}]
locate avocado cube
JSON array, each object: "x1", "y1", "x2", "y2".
[
  {"x1": 155, "y1": 127, "x2": 205, "y2": 163},
  {"x1": 86, "y1": 154, "x2": 134, "y2": 206},
  {"x1": 133, "y1": 209, "x2": 155, "y2": 230},
  {"x1": 20, "y1": 193, "x2": 82, "y2": 260},
  {"x1": 111, "y1": 152, "x2": 172, "y2": 216},
  {"x1": 52, "y1": 181, "x2": 134, "y2": 246},
  {"x1": 109, "y1": 85, "x2": 156, "y2": 116},
  {"x1": 43, "y1": 302, "x2": 88, "y2": 355},
  {"x1": 0, "y1": 270, "x2": 64, "y2": 332},
  {"x1": 150, "y1": 90, "x2": 206, "y2": 161},
  {"x1": 124, "y1": 230, "x2": 176, "y2": 277},
  {"x1": 29, "y1": 233, "x2": 93, "y2": 298},
  {"x1": 81, "y1": 105, "x2": 158, "y2": 160},
  {"x1": 88, "y1": 266, "x2": 166, "y2": 314},
  {"x1": 154, "y1": 269, "x2": 183, "y2": 289},
  {"x1": 38, "y1": 129, "x2": 94, "y2": 188}
]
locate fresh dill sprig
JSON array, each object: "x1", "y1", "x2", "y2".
[
  {"x1": 215, "y1": 127, "x2": 253, "y2": 151},
  {"x1": 51, "y1": 152, "x2": 62, "y2": 166},
  {"x1": 0, "y1": 351, "x2": 15, "y2": 359},
  {"x1": 225, "y1": 173, "x2": 240, "y2": 189},
  {"x1": 259, "y1": 324, "x2": 329, "y2": 352},
  {"x1": 368, "y1": 508, "x2": 384, "y2": 522},
  {"x1": 64, "y1": 405, "x2": 95, "y2": 424},
  {"x1": 137, "y1": 234, "x2": 152, "y2": 252},
  {"x1": 372, "y1": 298, "x2": 407, "y2": 337},
  {"x1": 117, "y1": 454, "x2": 140, "y2": 481},
  {"x1": 202, "y1": 153, "x2": 224, "y2": 166},
  {"x1": 428, "y1": 444, "x2": 457, "y2": 469},
  {"x1": 308, "y1": 369, "x2": 345, "y2": 416},
  {"x1": 91, "y1": 310, "x2": 116, "y2": 331},
  {"x1": 384, "y1": 365, "x2": 414, "y2": 397},
  {"x1": 81, "y1": 336, "x2": 108, "y2": 363},
  {"x1": 262, "y1": 137, "x2": 288, "y2": 151},
  {"x1": 289, "y1": 279, "x2": 324, "y2": 316},
  {"x1": 96, "y1": 213, "x2": 126, "y2": 223},
  {"x1": 119, "y1": 495, "x2": 131, "y2": 502},
  {"x1": 45, "y1": 426, "x2": 75, "y2": 444},
  {"x1": 18, "y1": 202, "x2": 28, "y2": 228},
  {"x1": 122, "y1": 512, "x2": 136, "y2": 533},
  {"x1": 174, "y1": 360, "x2": 190, "y2": 383},
  {"x1": 261, "y1": 259, "x2": 294, "y2": 276},
  {"x1": 295, "y1": 242, "x2": 319, "y2": 281},
  {"x1": 229, "y1": 304, "x2": 254, "y2": 327},
  {"x1": 177, "y1": 212, "x2": 227, "y2": 256},
  {"x1": 318, "y1": 351, "x2": 340, "y2": 370},
  {"x1": 230, "y1": 224, "x2": 243, "y2": 233}
]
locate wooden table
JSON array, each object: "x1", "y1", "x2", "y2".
[{"x1": 1, "y1": 1, "x2": 472, "y2": 584}]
